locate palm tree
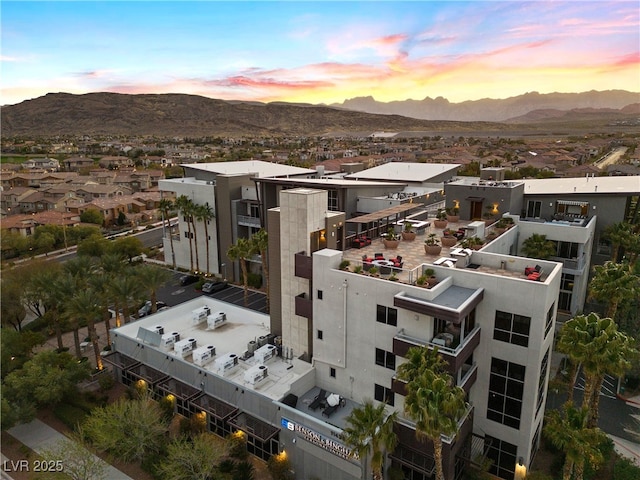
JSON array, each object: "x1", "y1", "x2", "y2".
[
  {"x1": 195, "y1": 203, "x2": 215, "y2": 275},
  {"x1": 403, "y1": 370, "x2": 467, "y2": 480},
  {"x1": 603, "y1": 221, "x2": 634, "y2": 262},
  {"x1": 251, "y1": 229, "x2": 269, "y2": 312},
  {"x1": 556, "y1": 313, "x2": 637, "y2": 427},
  {"x1": 66, "y1": 288, "x2": 104, "y2": 370},
  {"x1": 158, "y1": 197, "x2": 177, "y2": 269},
  {"x1": 109, "y1": 272, "x2": 144, "y2": 325},
  {"x1": 588, "y1": 261, "x2": 640, "y2": 320},
  {"x1": 343, "y1": 401, "x2": 398, "y2": 480},
  {"x1": 521, "y1": 233, "x2": 556, "y2": 260},
  {"x1": 175, "y1": 195, "x2": 195, "y2": 272},
  {"x1": 136, "y1": 265, "x2": 171, "y2": 314},
  {"x1": 227, "y1": 237, "x2": 253, "y2": 305},
  {"x1": 29, "y1": 269, "x2": 66, "y2": 350},
  {"x1": 397, "y1": 346, "x2": 448, "y2": 383},
  {"x1": 544, "y1": 404, "x2": 607, "y2": 480}
]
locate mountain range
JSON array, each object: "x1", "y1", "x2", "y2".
[{"x1": 1, "y1": 90, "x2": 638, "y2": 137}]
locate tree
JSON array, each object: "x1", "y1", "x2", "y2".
[
  {"x1": 604, "y1": 222, "x2": 634, "y2": 262},
  {"x1": 1, "y1": 328, "x2": 45, "y2": 380},
  {"x1": 521, "y1": 233, "x2": 556, "y2": 260},
  {"x1": 175, "y1": 195, "x2": 195, "y2": 271},
  {"x1": 159, "y1": 197, "x2": 176, "y2": 269},
  {"x1": 98, "y1": 252, "x2": 126, "y2": 345},
  {"x1": 77, "y1": 234, "x2": 110, "y2": 258},
  {"x1": 544, "y1": 405, "x2": 607, "y2": 480},
  {"x1": 136, "y1": 264, "x2": 171, "y2": 314},
  {"x1": 3, "y1": 350, "x2": 91, "y2": 421},
  {"x1": 1, "y1": 276, "x2": 27, "y2": 331},
  {"x1": 228, "y1": 237, "x2": 253, "y2": 305},
  {"x1": 556, "y1": 313, "x2": 637, "y2": 427},
  {"x1": 83, "y1": 396, "x2": 168, "y2": 463},
  {"x1": 195, "y1": 202, "x2": 215, "y2": 275},
  {"x1": 343, "y1": 401, "x2": 398, "y2": 480},
  {"x1": 109, "y1": 270, "x2": 144, "y2": 325},
  {"x1": 80, "y1": 208, "x2": 104, "y2": 225},
  {"x1": 396, "y1": 346, "x2": 448, "y2": 384},
  {"x1": 156, "y1": 433, "x2": 227, "y2": 480},
  {"x1": 110, "y1": 236, "x2": 144, "y2": 262},
  {"x1": 252, "y1": 229, "x2": 270, "y2": 312},
  {"x1": 588, "y1": 261, "x2": 640, "y2": 320},
  {"x1": 39, "y1": 430, "x2": 107, "y2": 480}
]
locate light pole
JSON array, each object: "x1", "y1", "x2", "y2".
[{"x1": 221, "y1": 263, "x2": 227, "y2": 281}]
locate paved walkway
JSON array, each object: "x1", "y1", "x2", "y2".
[{"x1": 7, "y1": 419, "x2": 134, "y2": 480}]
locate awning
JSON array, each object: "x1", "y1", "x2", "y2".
[
  {"x1": 228, "y1": 412, "x2": 280, "y2": 441},
  {"x1": 466, "y1": 196, "x2": 484, "y2": 202},
  {"x1": 557, "y1": 200, "x2": 588, "y2": 206},
  {"x1": 347, "y1": 203, "x2": 424, "y2": 224}
]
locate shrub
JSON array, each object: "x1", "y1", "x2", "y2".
[
  {"x1": 232, "y1": 460, "x2": 254, "y2": 480},
  {"x1": 267, "y1": 453, "x2": 294, "y2": 480},
  {"x1": 247, "y1": 272, "x2": 262, "y2": 289},
  {"x1": 614, "y1": 456, "x2": 640, "y2": 480},
  {"x1": 226, "y1": 432, "x2": 248, "y2": 459},
  {"x1": 339, "y1": 260, "x2": 351, "y2": 270},
  {"x1": 53, "y1": 403, "x2": 89, "y2": 430}
]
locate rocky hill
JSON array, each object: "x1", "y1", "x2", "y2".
[
  {"x1": 1, "y1": 92, "x2": 508, "y2": 137},
  {"x1": 331, "y1": 90, "x2": 639, "y2": 122}
]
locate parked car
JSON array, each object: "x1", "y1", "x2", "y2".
[
  {"x1": 138, "y1": 301, "x2": 167, "y2": 317},
  {"x1": 180, "y1": 274, "x2": 199, "y2": 285},
  {"x1": 202, "y1": 280, "x2": 229, "y2": 294}
]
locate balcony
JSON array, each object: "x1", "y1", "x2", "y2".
[
  {"x1": 294, "y1": 252, "x2": 312, "y2": 279},
  {"x1": 550, "y1": 256, "x2": 585, "y2": 272},
  {"x1": 237, "y1": 214, "x2": 261, "y2": 228},
  {"x1": 393, "y1": 326, "x2": 481, "y2": 374},
  {"x1": 392, "y1": 361, "x2": 477, "y2": 396},
  {"x1": 295, "y1": 292, "x2": 312, "y2": 319}
]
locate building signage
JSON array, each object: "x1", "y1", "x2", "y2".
[{"x1": 281, "y1": 417, "x2": 358, "y2": 461}]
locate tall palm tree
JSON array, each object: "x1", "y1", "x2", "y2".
[
  {"x1": 521, "y1": 233, "x2": 556, "y2": 260},
  {"x1": 227, "y1": 237, "x2": 253, "y2": 305},
  {"x1": 588, "y1": 261, "x2": 640, "y2": 320},
  {"x1": 397, "y1": 346, "x2": 448, "y2": 384},
  {"x1": 603, "y1": 221, "x2": 634, "y2": 262},
  {"x1": 343, "y1": 401, "x2": 398, "y2": 480},
  {"x1": 175, "y1": 195, "x2": 195, "y2": 272},
  {"x1": 195, "y1": 203, "x2": 215, "y2": 275},
  {"x1": 544, "y1": 404, "x2": 607, "y2": 480},
  {"x1": 109, "y1": 272, "x2": 144, "y2": 325},
  {"x1": 136, "y1": 264, "x2": 171, "y2": 314},
  {"x1": 251, "y1": 229, "x2": 269, "y2": 312},
  {"x1": 29, "y1": 269, "x2": 66, "y2": 350},
  {"x1": 158, "y1": 197, "x2": 177, "y2": 269},
  {"x1": 66, "y1": 288, "x2": 104, "y2": 370},
  {"x1": 403, "y1": 370, "x2": 467, "y2": 480}
]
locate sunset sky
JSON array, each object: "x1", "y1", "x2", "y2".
[{"x1": 2, "y1": 1, "x2": 639, "y2": 106}]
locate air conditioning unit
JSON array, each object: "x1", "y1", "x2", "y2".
[
  {"x1": 192, "y1": 306, "x2": 212, "y2": 325},
  {"x1": 244, "y1": 364, "x2": 268, "y2": 385},
  {"x1": 193, "y1": 345, "x2": 216, "y2": 366},
  {"x1": 215, "y1": 353, "x2": 239, "y2": 376},
  {"x1": 257, "y1": 335, "x2": 268, "y2": 347},
  {"x1": 207, "y1": 312, "x2": 227, "y2": 330},
  {"x1": 160, "y1": 332, "x2": 180, "y2": 350},
  {"x1": 254, "y1": 344, "x2": 277, "y2": 364},
  {"x1": 174, "y1": 337, "x2": 197, "y2": 357},
  {"x1": 153, "y1": 325, "x2": 164, "y2": 335}
]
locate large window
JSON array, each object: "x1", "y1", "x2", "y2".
[
  {"x1": 485, "y1": 435, "x2": 517, "y2": 480},
  {"x1": 327, "y1": 190, "x2": 339, "y2": 211},
  {"x1": 555, "y1": 241, "x2": 579, "y2": 259},
  {"x1": 545, "y1": 304, "x2": 555, "y2": 338},
  {"x1": 526, "y1": 200, "x2": 541, "y2": 218},
  {"x1": 376, "y1": 305, "x2": 398, "y2": 326},
  {"x1": 493, "y1": 311, "x2": 531, "y2": 347},
  {"x1": 375, "y1": 348, "x2": 396, "y2": 370},
  {"x1": 558, "y1": 274, "x2": 575, "y2": 312},
  {"x1": 487, "y1": 357, "x2": 525, "y2": 429},
  {"x1": 374, "y1": 383, "x2": 395, "y2": 406},
  {"x1": 536, "y1": 348, "x2": 550, "y2": 416}
]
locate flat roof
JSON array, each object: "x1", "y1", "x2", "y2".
[
  {"x1": 182, "y1": 160, "x2": 315, "y2": 178},
  {"x1": 345, "y1": 162, "x2": 460, "y2": 182},
  {"x1": 347, "y1": 203, "x2": 425, "y2": 224},
  {"x1": 113, "y1": 297, "x2": 314, "y2": 401},
  {"x1": 523, "y1": 176, "x2": 640, "y2": 195},
  {"x1": 256, "y1": 176, "x2": 404, "y2": 188}
]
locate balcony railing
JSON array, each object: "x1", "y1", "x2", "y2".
[
  {"x1": 550, "y1": 256, "x2": 584, "y2": 271},
  {"x1": 295, "y1": 292, "x2": 312, "y2": 319},
  {"x1": 237, "y1": 214, "x2": 261, "y2": 228},
  {"x1": 294, "y1": 252, "x2": 312, "y2": 279},
  {"x1": 393, "y1": 326, "x2": 481, "y2": 374}
]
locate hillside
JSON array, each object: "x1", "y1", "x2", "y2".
[{"x1": 1, "y1": 92, "x2": 509, "y2": 137}]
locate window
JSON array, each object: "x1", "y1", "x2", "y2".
[
  {"x1": 536, "y1": 348, "x2": 550, "y2": 416},
  {"x1": 374, "y1": 384, "x2": 395, "y2": 406},
  {"x1": 327, "y1": 190, "x2": 339, "y2": 211},
  {"x1": 376, "y1": 305, "x2": 398, "y2": 326},
  {"x1": 545, "y1": 304, "x2": 555, "y2": 338},
  {"x1": 183, "y1": 231, "x2": 193, "y2": 239},
  {"x1": 330, "y1": 367, "x2": 336, "y2": 378},
  {"x1": 317, "y1": 290, "x2": 323, "y2": 300},
  {"x1": 559, "y1": 273, "x2": 574, "y2": 312},
  {"x1": 375, "y1": 348, "x2": 396, "y2": 370},
  {"x1": 596, "y1": 235, "x2": 611, "y2": 256},
  {"x1": 530, "y1": 421, "x2": 543, "y2": 465},
  {"x1": 555, "y1": 241, "x2": 579, "y2": 259},
  {"x1": 526, "y1": 200, "x2": 541, "y2": 218},
  {"x1": 487, "y1": 357, "x2": 525, "y2": 429},
  {"x1": 494, "y1": 311, "x2": 531, "y2": 347},
  {"x1": 485, "y1": 435, "x2": 517, "y2": 480},
  {"x1": 317, "y1": 330, "x2": 323, "y2": 340}
]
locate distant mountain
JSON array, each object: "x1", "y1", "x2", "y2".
[
  {"x1": 505, "y1": 104, "x2": 640, "y2": 124},
  {"x1": 1, "y1": 92, "x2": 509, "y2": 137},
  {"x1": 331, "y1": 90, "x2": 640, "y2": 122}
]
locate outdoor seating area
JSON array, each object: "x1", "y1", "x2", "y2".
[
  {"x1": 525, "y1": 265, "x2": 543, "y2": 281},
  {"x1": 351, "y1": 235, "x2": 372, "y2": 248},
  {"x1": 362, "y1": 253, "x2": 403, "y2": 273}
]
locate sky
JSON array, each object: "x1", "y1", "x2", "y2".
[{"x1": 1, "y1": 1, "x2": 639, "y2": 106}]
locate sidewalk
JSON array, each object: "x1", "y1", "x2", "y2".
[{"x1": 7, "y1": 419, "x2": 134, "y2": 480}]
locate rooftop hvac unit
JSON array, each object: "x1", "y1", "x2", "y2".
[
  {"x1": 207, "y1": 312, "x2": 227, "y2": 330},
  {"x1": 215, "y1": 353, "x2": 239, "y2": 376},
  {"x1": 160, "y1": 332, "x2": 180, "y2": 350},
  {"x1": 153, "y1": 325, "x2": 164, "y2": 335},
  {"x1": 174, "y1": 338, "x2": 197, "y2": 357},
  {"x1": 244, "y1": 364, "x2": 268, "y2": 385},
  {"x1": 257, "y1": 335, "x2": 268, "y2": 347},
  {"x1": 247, "y1": 340, "x2": 258, "y2": 354},
  {"x1": 193, "y1": 345, "x2": 216, "y2": 366},
  {"x1": 254, "y1": 344, "x2": 277, "y2": 364},
  {"x1": 192, "y1": 306, "x2": 212, "y2": 325}
]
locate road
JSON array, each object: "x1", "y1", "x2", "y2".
[{"x1": 594, "y1": 146, "x2": 627, "y2": 169}]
